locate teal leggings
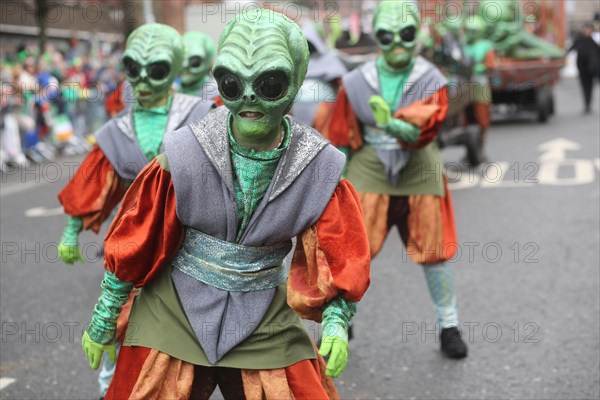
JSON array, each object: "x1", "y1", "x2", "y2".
[{"x1": 422, "y1": 262, "x2": 459, "y2": 329}]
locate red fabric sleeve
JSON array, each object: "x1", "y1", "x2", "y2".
[
  {"x1": 288, "y1": 180, "x2": 371, "y2": 321},
  {"x1": 484, "y1": 50, "x2": 497, "y2": 71},
  {"x1": 212, "y1": 96, "x2": 224, "y2": 107},
  {"x1": 326, "y1": 88, "x2": 363, "y2": 151},
  {"x1": 394, "y1": 86, "x2": 449, "y2": 150},
  {"x1": 105, "y1": 82, "x2": 126, "y2": 117},
  {"x1": 57, "y1": 145, "x2": 128, "y2": 233},
  {"x1": 104, "y1": 159, "x2": 184, "y2": 287}
]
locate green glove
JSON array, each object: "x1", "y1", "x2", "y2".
[
  {"x1": 369, "y1": 95, "x2": 392, "y2": 127},
  {"x1": 58, "y1": 242, "x2": 84, "y2": 264},
  {"x1": 318, "y1": 297, "x2": 357, "y2": 378},
  {"x1": 83, "y1": 270, "x2": 132, "y2": 371},
  {"x1": 58, "y1": 216, "x2": 84, "y2": 264},
  {"x1": 82, "y1": 330, "x2": 117, "y2": 370},
  {"x1": 369, "y1": 95, "x2": 421, "y2": 144},
  {"x1": 386, "y1": 119, "x2": 421, "y2": 144}
]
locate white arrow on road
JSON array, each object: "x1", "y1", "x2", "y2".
[
  {"x1": 24, "y1": 206, "x2": 65, "y2": 218},
  {"x1": 538, "y1": 138, "x2": 581, "y2": 161},
  {"x1": 0, "y1": 378, "x2": 16, "y2": 391}
]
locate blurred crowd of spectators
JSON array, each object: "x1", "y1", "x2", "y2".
[{"x1": 1, "y1": 39, "x2": 127, "y2": 169}]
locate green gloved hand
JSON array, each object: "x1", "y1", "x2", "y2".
[
  {"x1": 369, "y1": 95, "x2": 392, "y2": 127},
  {"x1": 82, "y1": 330, "x2": 117, "y2": 370},
  {"x1": 369, "y1": 95, "x2": 421, "y2": 144},
  {"x1": 386, "y1": 119, "x2": 421, "y2": 144},
  {"x1": 58, "y1": 242, "x2": 84, "y2": 264},
  {"x1": 319, "y1": 323, "x2": 349, "y2": 378},
  {"x1": 58, "y1": 216, "x2": 84, "y2": 264},
  {"x1": 84, "y1": 270, "x2": 132, "y2": 370},
  {"x1": 318, "y1": 297, "x2": 357, "y2": 378}
]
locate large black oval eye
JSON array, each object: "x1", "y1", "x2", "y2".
[
  {"x1": 376, "y1": 30, "x2": 394, "y2": 46},
  {"x1": 216, "y1": 70, "x2": 242, "y2": 101},
  {"x1": 254, "y1": 72, "x2": 288, "y2": 101},
  {"x1": 123, "y1": 57, "x2": 140, "y2": 79},
  {"x1": 189, "y1": 56, "x2": 203, "y2": 69},
  {"x1": 147, "y1": 62, "x2": 170, "y2": 81},
  {"x1": 400, "y1": 26, "x2": 417, "y2": 43}
]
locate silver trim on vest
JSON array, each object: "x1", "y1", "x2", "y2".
[{"x1": 166, "y1": 94, "x2": 202, "y2": 133}]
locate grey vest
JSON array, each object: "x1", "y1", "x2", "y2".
[
  {"x1": 342, "y1": 56, "x2": 447, "y2": 184},
  {"x1": 291, "y1": 22, "x2": 347, "y2": 126},
  {"x1": 163, "y1": 106, "x2": 345, "y2": 364},
  {"x1": 96, "y1": 93, "x2": 214, "y2": 181}
]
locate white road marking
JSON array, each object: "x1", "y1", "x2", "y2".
[
  {"x1": 0, "y1": 181, "x2": 51, "y2": 197},
  {"x1": 538, "y1": 138, "x2": 580, "y2": 161},
  {"x1": 24, "y1": 206, "x2": 65, "y2": 217},
  {"x1": 0, "y1": 378, "x2": 16, "y2": 391}
]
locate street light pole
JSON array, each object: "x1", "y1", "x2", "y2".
[{"x1": 143, "y1": 0, "x2": 156, "y2": 23}]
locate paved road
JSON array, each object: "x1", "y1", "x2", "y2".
[{"x1": 1, "y1": 78, "x2": 599, "y2": 399}]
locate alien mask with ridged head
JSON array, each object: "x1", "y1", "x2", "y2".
[
  {"x1": 373, "y1": 0, "x2": 421, "y2": 69},
  {"x1": 465, "y1": 15, "x2": 486, "y2": 44},
  {"x1": 212, "y1": 9, "x2": 309, "y2": 147},
  {"x1": 181, "y1": 32, "x2": 215, "y2": 88},
  {"x1": 122, "y1": 23, "x2": 184, "y2": 107}
]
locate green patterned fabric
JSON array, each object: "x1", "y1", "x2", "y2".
[
  {"x1": 228, "y1": 116, "x2": 290, "y2": 241},
  {"x1": 133, "y1": 96, "x2": 172, "y2": 160},
  {"x1": 61, "y1": 216, "x2": 83, "y2": 245},
  {"x1": 87, "y1": 271, "x2": 133, "y2": 344},
  {"x1": 376, "y1": 56, "x2": 414, "y2": 110},
  {"x1": 322, "y1": 296, "x2": 357, "y2": 343}
]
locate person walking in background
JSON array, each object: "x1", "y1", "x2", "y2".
[{"x1": 568, "y1": 23, "x2": 600, "y2": 114}]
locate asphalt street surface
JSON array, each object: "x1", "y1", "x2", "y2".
[{"x1": 1, "y1": 78, "x2": 599, "y2": 399}]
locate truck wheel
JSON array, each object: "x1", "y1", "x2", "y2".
[
  {"x1": 465, "y1": 125, "x2": 482, "y2": 166},
  {"x1": 537, "y1": 87, "x2": 551, "y2": 123}
]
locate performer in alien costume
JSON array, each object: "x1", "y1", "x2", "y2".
[
  {"x1": 179, "y1": 31, "x2": 219, "y2": 102},
  {"x1": 81, "y1": 10, "x2": 370, "y2": 399},
  {"x1": 463, "y1": 15, "x2": 496, "y2": 160},
  {"x1": 57, "y1": 23, "x2": 214, "y2": 265},
  {"x1": 57, "y1": 24, "x2": 213, "y2": 397},
  {"x1": 291, "y1": 21, "x2": 346, "y2": 133},
  {"x1": 328, "y1": 0, "x2": 468, "y2": 359}
]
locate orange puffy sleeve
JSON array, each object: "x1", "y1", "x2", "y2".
[
  {"x1": 483, "y1": 50, "x2": 497, "y2": 71},
  {"x1": 57, "y1": 145, "x2": 128, "y2": 233},
  {"x1": 104, "y1": 157, "x2": 184, "y2": 287},
  {"x1": 394, "y1": 86, "x2": 449, "y2": 150},
  {"x1": 326, "y1": 88, "x2": 363, "y2": 152},
  {"x1": 287, "y1": 179, "x2": 371, "y2": 321}
]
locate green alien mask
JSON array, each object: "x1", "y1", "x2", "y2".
[
  {"x1": 212, "y1": 9, "x2": 308, "y2": 149},
  {"x1": 122, "y1": 23, "x2": 184, "y2": 107},
  {"x1": 465, "y1": 15, "x2": 486, "y2": 44},
  {"x1": 373, "y1": 0, "x2": 421, "y2": 69},
  {"x1": 181, "y1": 32, "x2": 216, "y2": 88}
]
